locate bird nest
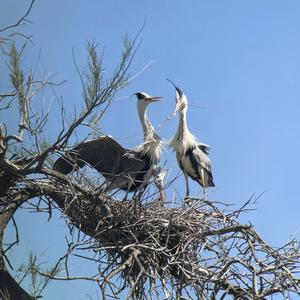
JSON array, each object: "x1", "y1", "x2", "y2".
[{"x1": 45, "y1": 179, "x2": 300, "y2": 300}]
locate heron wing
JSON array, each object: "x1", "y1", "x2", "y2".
[
  {"x1": 53, "y1": 136, "x2": 152, "y2": 191},
  {"x1": 53, "y1": 136, "x2": 127, "y2": 176},
  {"x1": 197, "y1": 143, "x2": 210, "y2": 155},
  {"x1": 191, "y1": 145, "x2": 215, "y2": 187},
  {"x1": 120, "y1": 151, "x2": 149, "y2": 172},
  {"x1": 78, "y1": 136, "x2": 127, "y2": 175},
  {"x1": 118, "y1": 150, "x2": 152, "y2": 189}
]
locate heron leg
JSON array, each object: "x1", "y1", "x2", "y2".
[
  {"x1": 137, "y1": 188, "x2": 145, "y2": 199},
  {"x1": 184, "y1": 173, "x2": 190, "y2": 199},
  {"x1": 122, "y1": 190, "x2": 129, "y2": 201},
  {"x1": 201, "y1": 168, "x2": 207, "y2": 199},
  {"x1": 122, "y1": 183, "x2": 132, "y2": 201},
  {"x1": 131, "y1": 188, "x2": 144, "y2": 215}
]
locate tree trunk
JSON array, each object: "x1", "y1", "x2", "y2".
[{"x1": 0, "y1": 269, "x2": 34, "y2": 300}]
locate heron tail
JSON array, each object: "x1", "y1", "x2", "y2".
[{"x1": 199, "y1": 168, "x2": 215, "y2": 188}]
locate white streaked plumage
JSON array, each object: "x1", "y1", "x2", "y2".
[
  {"x1": 53, "y1": 92, "x2": 163, "y2": 195},
  {"x1": 135, "y1": 92, "x2": 163, "y2": 164},
  {"x1": 168, "y1": 80, "x2": 215, "y2": 197}
]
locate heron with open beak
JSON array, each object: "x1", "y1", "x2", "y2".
[
  {"x1": 168, "y1": 79, "x2": 215, "y2": 198},
  {"x1": 53, "y1": 92, "x2": 163, "y2": 197}
]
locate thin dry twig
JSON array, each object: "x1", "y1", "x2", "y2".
[{"x1": 0, "y1": 0, "x2": 36, "y2": 33}]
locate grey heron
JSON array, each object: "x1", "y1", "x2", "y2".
[
  {"x1": 168, "y1": 79, "x2": 215, "y2": 197},
  {"x1": 53, "y1": 92, "x2": 163, "y2": 195}
]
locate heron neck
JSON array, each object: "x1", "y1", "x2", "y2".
[
  {"x1": 138, "y1": 105, "x2": 155, "y2": 140},
  {"x1": 178, "y1": 109, "x2": 189, "y2": 137},
  {"x1": 136, "y1": 104, "x2": 161, "y2": 163}
]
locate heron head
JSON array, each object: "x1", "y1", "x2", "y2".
[
  {"x1": 166, "y1": 79, "x2": 187, "y2": 115},
  {"x1": 134, "y1": 92, "x2": 162, "y2": 103}
]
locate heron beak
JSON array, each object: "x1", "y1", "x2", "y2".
[{"x1": 145, "y1": 96, "x2": 163, "y2": 102}]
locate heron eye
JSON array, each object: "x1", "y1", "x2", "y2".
[{"x1": 135, "y1": 92, "x2": 147, "y2": 100}]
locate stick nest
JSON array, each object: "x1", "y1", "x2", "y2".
[{"x1": 51, "y1": 184, "x2": 300, "y2": 300}]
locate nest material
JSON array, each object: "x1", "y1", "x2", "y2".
[
  {"x1": 47, "y1": 183, "x2": 300, "y2": 299},
  {"x1": 5, "y1": 175, "x2": 298, "y2": 299}
]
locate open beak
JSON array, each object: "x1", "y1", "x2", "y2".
[{"x1": 145, "y1": 96, "x2": 163, "y2": 102}]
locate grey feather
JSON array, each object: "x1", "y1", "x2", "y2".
[{"x1": 53, "y1": 136, "x2": 152, "y2": 191}]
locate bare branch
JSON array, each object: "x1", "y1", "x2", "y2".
[{"x1": 0, "y1": 0, "x2": 36, "y2": 34}]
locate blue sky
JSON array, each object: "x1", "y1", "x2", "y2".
[{"x1": 2, "y1": 0, "x2": 300, "y2": 299}]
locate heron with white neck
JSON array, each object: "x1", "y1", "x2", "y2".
[
  {"x1": 168, "y1": 79, "x2": 215, "y2": 198},
  {"x1": 53, "y1": 92, "x2": 163, "y2": 195}
]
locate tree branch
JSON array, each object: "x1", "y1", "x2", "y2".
[{"x1": 0, "y1": 0, "x2": 36, "y2": 33}]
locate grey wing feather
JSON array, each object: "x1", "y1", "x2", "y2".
[
  {"x1": 53, "y1": 136, "x2": 127, "y2": 176},
  {"x1": 192, "y1": 145, "x2": 215, "y2": 187},
  {"x1": 53, "y1": 136, "x2": 151, "y2": 189},
  {"x1": 120, "y1": 151, "x2": 149, "y2": 173},
  {"x1": 197, "y1": 143, "x2": 210, "y2": 155}
]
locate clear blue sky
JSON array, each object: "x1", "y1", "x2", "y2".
[{"x1": 1, "y1": 1, "x2": 300, "y2": 299}]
